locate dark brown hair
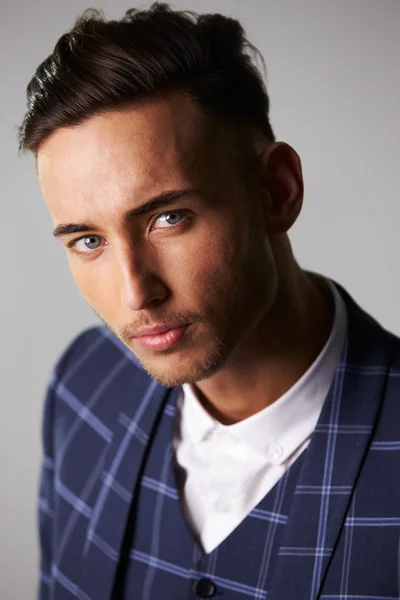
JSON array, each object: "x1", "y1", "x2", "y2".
[{"x1": 17, "y1": 2, "x2": 275, "y2": 156}]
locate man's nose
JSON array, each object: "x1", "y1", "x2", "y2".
[{"x1": 117, "y1": 247, "x2": 168, "y2": 311}]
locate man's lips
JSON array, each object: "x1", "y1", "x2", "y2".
[
  {"x1": 131, "y1": 324, "x2": 191, "y2": 352},
  {"x1": 131, "y1": 323, "x2": 189, "y2": 338}
]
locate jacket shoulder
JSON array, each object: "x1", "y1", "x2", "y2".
[
  {"x1": 50, "y1": 324, "x2": 146, "y2": 388},
  {"x1": 51, "y1": 325, "x2": 143, "y2": 378},
  {"x1": 383, "y1": 328, "x2": 400, "y2": 371},
  {"x1": 44, "y1": 325, "x2": 152, "y2": 452}
]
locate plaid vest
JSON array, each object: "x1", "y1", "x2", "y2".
[{"x1": 117, "y1": 392, "x2": 306, "y2": 600}]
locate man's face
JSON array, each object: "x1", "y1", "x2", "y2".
[{"x1": 37, "y1": 93, "x2": 277, "y2": 387}]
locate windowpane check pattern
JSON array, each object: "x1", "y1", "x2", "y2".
[{"x1": 38, "y1": 282, "x2": 400, "y2": 600}]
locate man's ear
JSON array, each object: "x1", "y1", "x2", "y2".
[{"x1": 257, "y1": 142, "x2": 304, "y2": 234}]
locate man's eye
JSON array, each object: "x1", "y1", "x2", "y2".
[
  {"x1": 153, "y1": 210, "x2": 185, "y2": 229},
  {"x1": 69, "y1": 235, "x2": 102, "y2": 253},
  {"x1": 67, "y1": 210, "x2": 187, "y2": 254}
]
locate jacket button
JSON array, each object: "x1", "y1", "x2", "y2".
[{"x1": 195, "y1": 577, "x2": 217, "y2": 598}]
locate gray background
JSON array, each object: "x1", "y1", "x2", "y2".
[{"x1": 2, "y1": 0, "x2": 400, "y2": 597}]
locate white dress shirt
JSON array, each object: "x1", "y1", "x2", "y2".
[{"x1": 172, "y1": 280, "x2": 348, "y2": 554}]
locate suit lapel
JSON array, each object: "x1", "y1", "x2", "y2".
[
  {"x1": 79, "y1": 362, "x2": 180, "y2": 600},
  {"x1": 269, "y1": 283, "x2": 395, "y2": 600}
]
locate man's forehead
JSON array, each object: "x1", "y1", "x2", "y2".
[{"x1": 37, "y1": 92, "x2": 207, "y2": 179}]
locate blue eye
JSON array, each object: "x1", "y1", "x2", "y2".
[
  {"x1": 75, "y1": 235, "x2": 99, "y2": 252},
  {"x1": 153, "y1": 211, "x2": 185, "y2": 228},
  {"x1": 67, "y1": 209, "x2": 189, "y2": 256},
  {"x1": 69, "y1": 235, "x2": 102, "y2": 254}
]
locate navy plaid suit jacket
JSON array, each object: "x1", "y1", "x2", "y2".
[{"x1": 39, "y1": 281, "x2": 400, "y2": 600}]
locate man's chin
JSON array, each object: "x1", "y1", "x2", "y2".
[
  {"x1": 136, "y1": 358, "x2": 208, "y2": 388},
  {"x1": 133, "y1": 345, "x2": 227, "y2": 388}
]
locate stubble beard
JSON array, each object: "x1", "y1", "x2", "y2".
[
  {"x1": 138, "y1": 240, "x2": 277, "y2": 389},
  {"x1": 94, "y1": 233, "x2": 277, "y2": 389}
]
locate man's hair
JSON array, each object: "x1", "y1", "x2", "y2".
[{"x1": 17, "y1": 2, "x2": 275, "y2": 156}]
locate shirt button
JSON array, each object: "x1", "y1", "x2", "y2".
[
  {"x1": 195, "y1": 578, "x2": 217, "y2": 598},
  {"x1": 202, "y1": 428, "x2": 217, "y2": 442},
  {"x1": 271, "y1": 443, "x2": 283, "y2": 461}
]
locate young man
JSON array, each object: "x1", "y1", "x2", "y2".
[{"x1": 19, "y1": 3, "x2": 400, "y2": 599}]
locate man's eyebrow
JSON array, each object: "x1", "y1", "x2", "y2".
[{"x1": 52, "y1": 188, "x2": 195, "y2": 238}]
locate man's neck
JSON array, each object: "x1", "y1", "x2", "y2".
[{"x1": 192, "y1": 270, "x2": 335, "y2": 425}]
